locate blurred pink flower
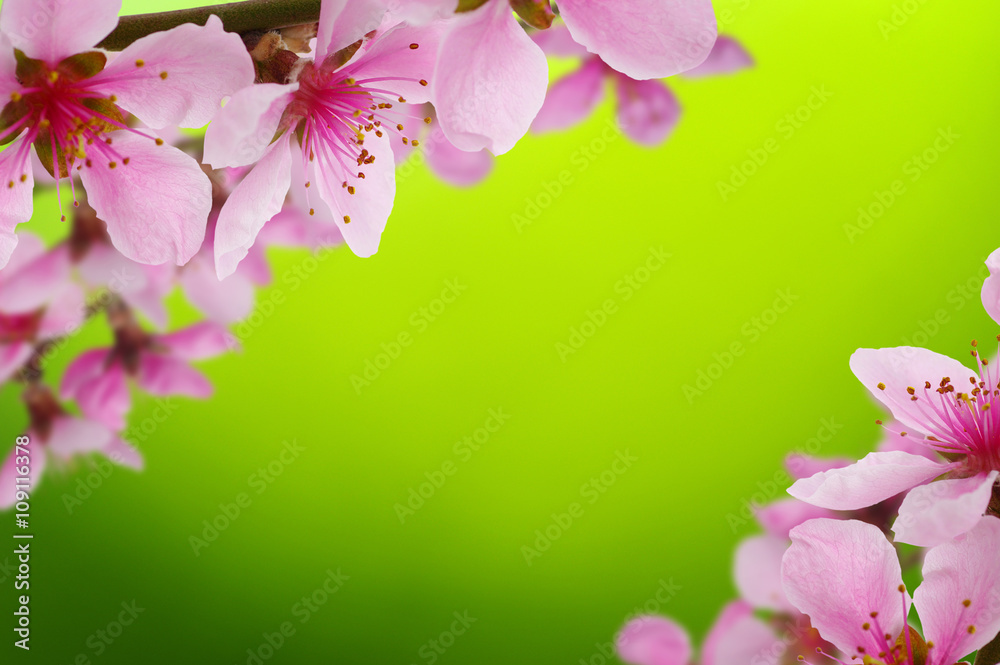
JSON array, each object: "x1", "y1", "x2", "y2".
[
  {"x1": 393, "y1": 104, "x2": 494, "y2": 187},
  {"x1": 782, "y1": 517, "x2": 1000, "y2": 665},
  {"x1": 532, "y1": 30, "x2": 752, "y2": 147},
  {"x1": 0, "y1": 0, "x2": 253, "y2": 267},
  {"x1": 61, "y1": 319, "x2": 230, "y2": 431},
  {"x1": 204, "y1": 4, "x2": 440, "y2": 277}
]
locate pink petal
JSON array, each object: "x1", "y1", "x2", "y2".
[
  {"x1": 734, "y1": 535, "x2": 792, "y2": 611},
  {"x1": 531, "y1": 23, "x2": 590, "y2": 58},
  {"x1": 532, "y1": 59, "x2": 606, "y2": 134},
  {"x1": 214, "y1": 132, "x2": 293, "y2": 279},
  {"x1": 914, "y1": 516, "x2": 1000, "y2": 664},
  {"x1": 0, "y1": 230, "x2": 44, "y2": 277},
  {"x1": 136, "y1": 353, "x2": 212, "y2": 398},
  {"x1": 315, "y1": 0, "x2": 387, "y2": 65},
  {"x1": 61, "y1": 348, "x2": 111, "y2": 401},
  {"x1": 849, "y1": 347, "x2": 978, "y2": 437},
  {"x1": 0, "y1": 439, "x2": 46, "y2": 510},
  {"x1": 424, "y1": 127, "x2": 495, "y2": 187},
  {"x1": 103, "y1": 437, "x2": 143, "y2": 470},
  {"x1": 615, "y1": 76, "x2": 681, "y2": 147},
  {"x1": 44, "y1": 416, "x2": 114, "y2": 458},
  {"x1": 179, "y1": 252, "x2": 255, "y2": 324},
  {"x1": 387, "y1": 0, "x2": 456, "y2": 25},
  {"x1": 349, "y1": 21, "x2": 444, "y2": 105},
  {"x1": 76, "y1": 363, "x2": 131, "y2": 432},
  {"x1": 616, "y1": 616, "x2": 691, "y2": 665},
  {"x1": 0, "y1": 0, "x2": 121, "y2": 64},
  {"x1": 787, "y1": 450, "x2": 946, "y2": 510},
  {"x1": 0, "y1": 342, "x2": 32, "y2": 384},
  {"x1": 0, "y1": 244, "x2": 70, "y2": 313},
  {"x1": 313, "y1": 130, "x2": 394, "y2": 257},
  {"x1": 982, "y1": 247, "x2": 1000, "y2": 327},
  {"x1": 558, "y1": 0, "x2": 717, "y2": 80},
  {"x1": 0, "y1": 31, "x2": 19, "y2": 103},
  {"x1": 683, "y1": 35, "x2": 753, "y2": 78},
  {"x1": 157, "y1": 322, "x2": 231, "y2": 361},
  {"x1": 37, "y1": 282, "x2": 87, "y2": 338},
  {"x1": 756, "y1": 498, "x2": 837, "y2": 540},
  {"x1": 0, "y1": 134, "x2": 34, "y2": 268},
  {"x1": 782, "y1": 519, "x2": 906, "y2": 660},
  {"x1": 433, "y1": 0, "x2": 549, "y2": 155},
  {"x1": 77, "y1": 244, "x2": 175, "y2": 330},
  {"x1": 893, "y1": 471, "x2": 999, "y2": 547},
  {"x1": 80, "y1": 132, "x2": 211, "y2": 266},
  {"x1": 702, "y1": 602, "x2": 781, "y2": 665},
  {"x1": 202, "y1": 83, "x2": 297, "y2": 169},
  {"x1": 89, "y1": 15, "x2": 254, "y2": 129},
  {"x1": 877, "y1": 430, "x2": 941, "y2": 460},
  {"x1": 257, "y1": 207, "x2": 344, "y2": 249}
]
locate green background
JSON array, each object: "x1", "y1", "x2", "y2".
[{"x1": 3, "y1": 0, "x2": 1000, "y2": 662}]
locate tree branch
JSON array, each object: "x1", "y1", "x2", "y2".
[{"x1": 97, "y1": 0, "x2": 321, "y2": 51}]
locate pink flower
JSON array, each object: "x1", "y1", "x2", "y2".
[
  {"x1": 0, "y1": 232, "x2": 85, "y2": 382},
  {"x1": 204, "y1": 4, "x2": 441, "y2": 277},
  {"x1": 782, "y1": 517, "x2": 1000, "y2": 665},
  {"x1": 428, "y1": 0, "x2": 717, "y2": 155},
  {"x1": 393, "y1": 104, "x2": 494, "y2": 187},
  {"x1": 0, "y1": 0, "x2": 254, "y2": 268},
  {"x1": 0, "y1": 384, "x2": 140, "y2": 509},
  {"x1": 532, "y1": 30, "x2": 752, "y2": 147},
  {"x1": 61, "y1": 318, "x2": 230, "y2": 431}
]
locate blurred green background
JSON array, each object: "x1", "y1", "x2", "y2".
[{"x1": 3, "y1": 0, "x2": 1000, "y2": 662}]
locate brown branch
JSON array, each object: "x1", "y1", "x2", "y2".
[{"x1": 97, "y1": 0, "x2": 321, "y2": 51}]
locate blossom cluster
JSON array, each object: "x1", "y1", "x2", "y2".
[
  {"x1": 0, "y1": 0, "x2": 749, "y2": 506},
  {"x1": 615, "y1": 249, "x2": 1000, "y2": 665}
]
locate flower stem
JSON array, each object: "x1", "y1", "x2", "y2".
[{"x1": 97, "y1": 0, "x2": 321, "y2": 51}]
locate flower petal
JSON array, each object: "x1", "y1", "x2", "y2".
[
  {"x1": 531, "y1": 59, "x2": 606, "y2": 134},
  {"x1": 202, "y1": 83, "x2": 297, "y2": 169},
  {"x1": 702, "y1": 602, "x2": 782, "y2": 665},
  {"x1": 103, "y1": 436, "x2": 143, "y2": 470},
  {"x1": 77, "y1": 243, "x2": 174, "y2": 329},
  {"x1": 893, "y1": 471, "x2": 999, "y2": 547},
  {"x1": 616, "y1": 615, "x2": 691, "y2": 665},
  {"x1": 558, "y1": 0, "x2": 717, "y2": 79},
  {"x1": 615, "y1": 76, "x2": 681, "y2": 147},
  {"x1": 982, "y1": 247, "x2": 1000, "y2": 327},
  {"x1": 0, "y1": 439, "x2": 45, "y2": 510},
  {"x1": 433, "y1": 0, "x2": 548, "y2": 154},
  {"x1": 850, "y1": 347, "x2": 978, "y2": 437},
  {"x1": 784, "y1": 452, "x2": 853, "y2": 480},
  {"x1": 915, "y1": 516, "x2": 1000, "y2": 665},
  {"x1": 683, "y1": 35, "x2": 753, "y2": 78},
  {"x1": 783, "y1": 519, "x2": 907, "y2": 660},
  {"x1": 90, "y1": 15, "x2": 254, "y2": 129},
  {"x1": 735, "y1": 535, "x2": 793, "y2": 611},
  {"x1": 0, "y1": 134, "x2": 35, "y2": 268},
  {"x1": 0, "y1": 244, "x2": 69, "y2": 313},
  {"x1": 316, "y1": 0, "x2": 387, "y2": 65},
  {"x1": 0, "y1": 342, "x2": 32, "y2": 384},
  {"x1": 787, "y1": 450, "x2": 946, "y2": 510},
  {"x1": 44, "y1": 416, "x2": 114, "y2": 458},
  {"x1": 314, "y1": 129, "x2": 394, "y2": 257},
  {"x1": 136, "y1": 353, "x2": 212, "y2": 398},
  {"x1": 348, "y1": 21, "x2": 444, "y2": 105},
  {"x1": 756, "y1": 498, "x2": 837, "y2": 540},
  {"x1": 0, "y1": 0, "x2": 121, "y2": 64},
  {"x1": 531, "y1": 23, "x2": 590, "y2": 58},
  {"x1": 76, "y1": 363, "x2": 131, "y2": 432},
  {"x1": 80, "y1": 132, "x2": 211, "y2": 266},
  {"x1": 0, "y1": 32, "x2": 19, "y2": 101},
  {"x1": 424, "y1": 126, "x2": 494, "y2": 187},
  {"x1": 214, "y1": 132, "x2": 293, "y2": 279},
  {"x1": 61, "y1": 348, "x2": 111, "y2": 401},
  {"x1": 36, "y1": 282, "x2": 86, "y2": 338},
  {"x1": 157, "y1": 322, "x2": 232, "y2": 361},
  {"x1": 180, "y1": 253, "x2": 255, "y2": 324}
]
